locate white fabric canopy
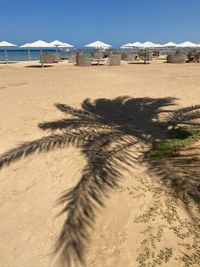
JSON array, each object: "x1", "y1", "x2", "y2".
[
  {"x1": 131, "y1": 42, "x2": 142, "y2": 47},
  {"x1": 176, "y1": 41, "x2": 198, "y2": 47},
  {"x1": 121, "y1": 43, "x2": 132, "y2": 48},
  {"x1": 20, "y1": 43, "x2": 30, "y2": 48},
  {"x1": 140, "y1": 41, "x2": 158, "y2": 48},
  {"x1": 58, "y1": 42, "x2": 74, "y2": 48},
  {"x1": 49, "y1": 40, "x2": 65, "y2": 47},
  {"x1": 0, "y1": 41, "x2": 17, "y2": 47},
  {"x1": 49, "y1": 40, "x2": 65, "y2": 60},
  {"x1": 29, "y1": 40, "x2": 52, "y2": 48},
  {"x1": 84, "y1": 40, "x2": 112, "y2": 48},
  {"x1": 121, "y1": 43, "x2": 134, "y2": 48},
  {"x1": 139, "y1": 41, "x2": 158, "y2": 64},
  {"x1": 49, "y1": 40, "x2": 74, "y2": 59},
  {"x1": 162, "y1": 42, "x2": 177, "y2": 47},
  {"x1": 0, "y1": 41, "x2": 17, "y2": 63}
]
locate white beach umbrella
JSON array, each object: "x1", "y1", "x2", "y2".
[
  {"x1": 0, "y1": 41, "x2": 17, "y2": 63},
  {"x1": 131, "y1": 42, "x2": 142, "y2": 47},
  {"x1": 121, "y1": 43, "x2": 133, "y2": 48},
  {"x1": 49, "y1": 40, "x2": 67, "y2": 59},
  {"x1": 19, "y1": 43, "x2": 32, "y2": 61},
  {"x1": 84, "y1": 40, "x2": 112, "y2": 49},
  {"x1": 29, "y1": 40, "x2": 53, "y2": 67},
  {"x1": 162, "y1": 42, "x2": 177, "y2": 47},
  {"x1": 49, "y1": 40, "x2": 65, "y2": 47},
  {"x1": 58, "y1": 42, "x2": 74, "y2": 48},
  {"x1": 140, "y1": 41, "x2": 158, "y2": 64},
  {"x1": 140, "y1": 41, "x2": 158, "y2": 48},
  {"x1": 176, "y1": 41, "x2": 198, "y2": 47},
  {"x1": 85, "y1": 41, "x2": 111, "y2": 65},
  {"x1": 58, "y1": 42, "x2": 74, "y2": 59}
]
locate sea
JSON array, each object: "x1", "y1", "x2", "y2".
[{"x1": 0, "y1": 49, "x2": 71, "y2": 62}]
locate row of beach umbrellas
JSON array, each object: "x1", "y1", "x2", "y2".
[
  {"x1": 120, "y1": 41, "x2": 200, "y2": 64},
  {"x1": 120, "y1": 41, "x2": 200, "y2": 48},
  {"x1": 1, "y1": 39, "x2": 199, "y2": 67},
  {"x1": 0, "y1": 40, "x2": 74, "y2": 67},
  {"x1": 0, "y1": 40, "x2": 112, "y2": 67}
]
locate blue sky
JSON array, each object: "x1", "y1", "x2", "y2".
[{"x1": 1, "y1": 0, "x2": 200, "y2": 48}]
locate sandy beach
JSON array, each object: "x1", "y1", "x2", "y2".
[{"x1": 0, "y1": 59, "x2": 200, "y2": 267}]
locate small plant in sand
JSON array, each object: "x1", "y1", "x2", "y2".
[
  {"x1": 0, "y1": 96, "x2": 200, "y2": 266},
  {"x1": 132, "y1": 175, "x2": 200, "y2": 267}
]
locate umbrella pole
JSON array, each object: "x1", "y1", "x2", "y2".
[
  {"x1": 4, "y1": 47, "x2": 8, "y2": 64},
  {"x1": 40, "y1": 47, "x2": 44, "y2": 68},
  {"x1": 28, "y1": 48, "x2": 31, "y2": 61},
  {"x1": 144, "y1": 48, "x2": 148, "y2": 64},
  {"x1": 56, "y1": 46, "x2": 58, "y2": 61}
]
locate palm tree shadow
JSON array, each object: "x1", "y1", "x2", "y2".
[{"x1": 0, "y1": 96, "x2": 200, "y2": 266}]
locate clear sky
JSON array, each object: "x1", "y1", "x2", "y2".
[{"x1": 1, "y1": 0, "x2": 200, "y2": 48}]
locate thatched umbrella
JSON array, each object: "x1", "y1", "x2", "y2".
[{"x1": 0, "y1": 41, "x2": 17, "y2": 63}]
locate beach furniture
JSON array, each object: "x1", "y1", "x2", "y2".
[
  {"x1": 68, "y1": 54, "x2": 76, "y2": 63},
  {"x1": 41, "y1": 53, "x2": 58, "y2": 64},
  {"x1": 76, "y1": 55, "x2": 91, "y2": 66},
  {"x1": 138, "y1": 52, "x2": 153, "y2": 61},
  {"x1": 167, "y1": 54, "x2": 187, "y2": 63},
  {"x1": 122, "y1": 53, "x2": 138, "y2": 61},
  {"x1": 187, "y1": 51, "x2": 200, "y2": 63},
  {"x1": 108, "y1": 54, "x2": 121, "y2": 66}
]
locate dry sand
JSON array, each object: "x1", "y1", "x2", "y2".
[{"x1": 0, "y1": 59, "x2": 200, "y2": 267}]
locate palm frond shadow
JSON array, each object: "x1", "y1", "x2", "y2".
[{"x1": 0, "y1": 96, "x2": 200, "y2": 266}]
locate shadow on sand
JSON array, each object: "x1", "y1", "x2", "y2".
[
  {"x1": 25, "y1": 65, "x2": 54, "y2": 68},
  {"x1": 0, "y1": 96, "x2": 200, "y2": 266}
]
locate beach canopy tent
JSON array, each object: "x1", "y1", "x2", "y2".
[
  {"x1": 84, "y1": 40, "x2": 112, "y2": 49},
  {"x1": 19, "y1": 43, "x2": 32, "y2": 61},
  {"x1": 162, "y1": 42, "x2": 177, "y2": 47},
  {"x1": 28, "y1": 40, "x2": 53, "y2": 68},
  {"x1": 0, "y1": 41, "x2": 17, "y2": 63},
  {"x1": 176, "y1": 41, "x2": 199, "y2": 47}
]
